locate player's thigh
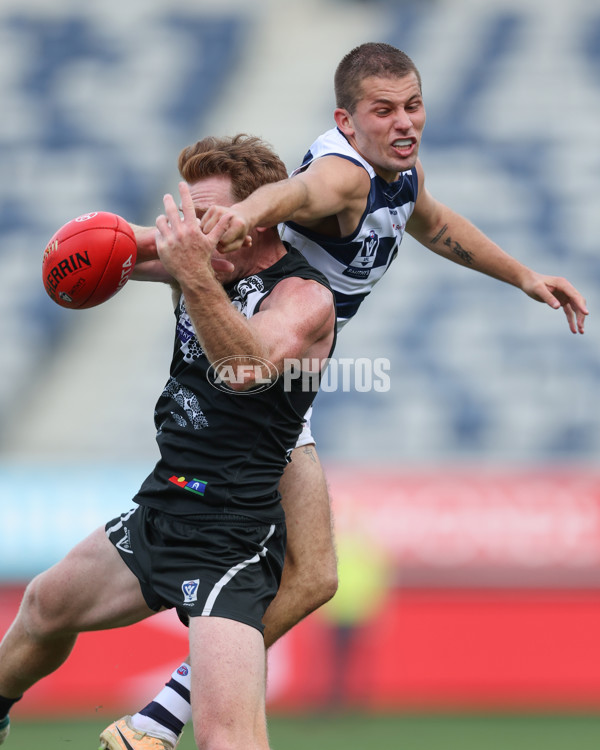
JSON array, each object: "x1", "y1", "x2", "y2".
[
  {"x1": 25, "y1": 525, "x2": 154, "y2": 633},
  {"x1": 189, "y1": 616, "x2": 267, "y2": 735},
  {"x1": 279, "y1": 443, "x2": 335, "y2": 567}
]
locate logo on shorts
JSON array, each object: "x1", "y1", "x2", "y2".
[
  {"x1": 169, "y1": 475, "x2": 208, "y2": 496},
  {"x1": 182, "y1": 579, "x2": 200, "y2": 605},
  {"x1": 115, "y1": 528, "x2": 132, "y2": 554},
  {"x1": 177, "y1": 665, "x2": 189, "y2": 676}
]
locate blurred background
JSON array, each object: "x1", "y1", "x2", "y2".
[{"x1": 2, "y1": 0, "x2": 600, "y2": 746}]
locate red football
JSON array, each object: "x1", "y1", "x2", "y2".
[{"x1": 42, "y1": 211, "x2": 137, "y2": 309}]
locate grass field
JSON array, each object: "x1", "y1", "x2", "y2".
[{"x1": 6, "y1": 713, "x2": 600, "y2": 750}]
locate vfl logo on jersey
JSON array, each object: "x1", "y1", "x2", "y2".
[
  {"x1": 343, "y1": 230, "x2": 380, "y2": 279},
  {"x1": 182, "y1": 579, "x2": 200, "y2": 605},
  {"x1": 231, "y1": 275, "x2": 264, "y2": 315},
  {"x1": 169, "y1": 475, "x2": 208, "y2": 496}
]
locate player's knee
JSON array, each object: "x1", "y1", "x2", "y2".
[
  {"x1": 20, "y1": 574, "x2": 73, "y2": 639},
  {"x1": 310, "y1": 559, "x2": 338, "y2": 608},
  {"x1": 287, "y1": 553, "x2": 338, "y2": 612}
]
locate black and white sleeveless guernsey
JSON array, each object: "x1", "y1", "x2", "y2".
[
  {"x1": 281, "y1": 126, "x2": 419, "y2": 330},
  {"x1": 133, "y1": 246, "x2": 334, "y2": 522}
]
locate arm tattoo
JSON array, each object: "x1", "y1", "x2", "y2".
[
  {"x1": 431, "y1": 224, "x2": 449, "y2": 244},
  {"x1": 431, "y1": 224, "x2": 475, "y2": 265},
  {"x1": 302, "y1": 445, "x2": 317, "y2": 463},
  {"x1": 444, "y1": 235, "x2": 474, "y2": 265}
]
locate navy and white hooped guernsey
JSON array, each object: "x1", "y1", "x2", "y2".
[{"x1": 281, "y1": 127, "x2": 418, "y2": 329}]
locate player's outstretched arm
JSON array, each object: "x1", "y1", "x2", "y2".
[
  {"x1": 407, "y1": 160, "x2": 589, "y2": 334},
  {"x1": 200, "y1": 156, "x2": 370, "y2": 254},
  {"x1": 128, "y1": 223, "x2": 171, "y2": 282}
]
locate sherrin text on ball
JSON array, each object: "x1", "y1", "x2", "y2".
[{"x1": 42, "y1": 211, "x2": 137, "y2": 309}]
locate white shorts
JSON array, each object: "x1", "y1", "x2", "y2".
[{"x1": 295, "y1": 406, "x2": 315, "y2": 448}]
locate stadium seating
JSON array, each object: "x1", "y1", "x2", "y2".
[
  {"x1": 0, "y1": 1, "x2": 245, "y2": 447},
  {"x1": 1, "y1": 0, "x2": 599, "y2": 465}
]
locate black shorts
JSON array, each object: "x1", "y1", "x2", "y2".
[{"x1": 105, "y1": 505, "x2": 286, "y2": 634}]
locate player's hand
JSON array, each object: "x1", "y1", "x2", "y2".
[
  {"x1": 522, "y1": 272, "x2": 589, "y2": 334},
  {"x1": 200, "y1": 205, "x2": 253, "y2": 253},
  {"x1": 155, "y1": 182, "x2": 233, "y2": 286}
]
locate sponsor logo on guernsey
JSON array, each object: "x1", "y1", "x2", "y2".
[
  {"x1": 176, "y1": 320, "x2": 194, "y2": 344},
  {"x1": 169, "y1": 475, "x2": 208, "y2": 496},
  {"x1": 343, "y1": 230, "x2": 380, "y2": 279},
  {"x1": 175, "y1": 300, "x2": 205, "y2": 362},
  {"x1": 182, "y1": 579, "x2": 200, "y2": 605}
]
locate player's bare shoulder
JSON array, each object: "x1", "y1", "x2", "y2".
[
  {"x1": 266, "y1": 275, "x2": 333, "y2": 314},
  {"x1": 265, "y1": 276, "x2": 335, "y2": 338}
]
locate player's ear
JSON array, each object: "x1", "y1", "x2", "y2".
[{"x1": 334, "y1": 108, "x2": 354, "y2": 136}]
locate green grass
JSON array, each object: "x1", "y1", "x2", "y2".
[{"x1": 5, "y1": 713, "x2": 600, "y2": 750}]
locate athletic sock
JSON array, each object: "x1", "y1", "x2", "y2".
[
  {"x1": 132, "y1": 663, "x2": 192, "y2": 744},
  {"x1": 0, "y1": 694, "x2": 21, "y2": 720}
]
